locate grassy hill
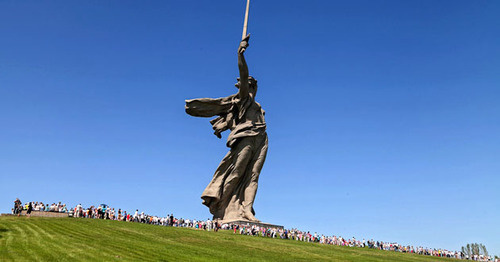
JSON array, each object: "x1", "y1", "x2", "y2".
[{"x1": 0, "y1": 216, "x2": 459, "y2": 261}]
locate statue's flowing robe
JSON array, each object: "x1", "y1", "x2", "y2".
[{"x1": 185, "y1": 94, "x2": 267, "y2": 221}]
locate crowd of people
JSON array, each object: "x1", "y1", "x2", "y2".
[
  {"x1": 12, "y1": 199, "x2": 497, "y2": 261},
  {"x1": 229, "y1": 226, "x2": 487, "y2": 260},
  {"x1": 12, "y1": 199, "x2": 68, "y2": 217}
]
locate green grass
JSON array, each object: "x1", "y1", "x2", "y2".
[{"x1": 0, "y1": 216, "x2": 459, "y2": 261}]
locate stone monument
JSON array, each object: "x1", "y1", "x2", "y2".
[{"x1": 185, "y1": 0, "x2": 268, "y2": 223}]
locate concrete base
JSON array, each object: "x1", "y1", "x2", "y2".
[
  {"x1": 220, "y1": 220, "x2": 283, "y2": 229},
  {"x1": 15, "y1": 211, "x2": 69, "y2": 218}
]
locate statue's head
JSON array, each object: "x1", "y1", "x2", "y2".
[{"x1": 235, "y1": 76, "x2": 258, "y2": 96}]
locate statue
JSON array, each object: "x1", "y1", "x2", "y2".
[{"x1": 185, "y1": 31, "x2": 267, "y2": 222}]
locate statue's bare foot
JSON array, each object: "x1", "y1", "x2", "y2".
[{"x1": 242, "y1": 211, "x2": 260, "y2": 222}]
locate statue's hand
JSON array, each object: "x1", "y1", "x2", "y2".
[{"x1": 238, "y1": 34, "x2": 250, "y2": 54}]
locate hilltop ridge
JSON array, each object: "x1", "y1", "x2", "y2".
[{"x1": 0, "y1": 216, "x2": 460, "y2": 261}]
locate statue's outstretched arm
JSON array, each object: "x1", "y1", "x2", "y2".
[{"x1": 238, "y1": 35, "x2": 250, "y2": 100}]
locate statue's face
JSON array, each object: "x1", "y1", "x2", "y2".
[
  {"x1": 235, "y1": 81, "x2": 257, "y2": 96},
  {"x1": 235, "y1": 77, "x2": 258, "y2": 97}
]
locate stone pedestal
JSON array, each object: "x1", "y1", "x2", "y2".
[
  {"x1": 17, "y1": 211, "x2": 69, "y2": 218},
  {"x1": 220, "y1": 220, "x2": 283, "y2": 229}
]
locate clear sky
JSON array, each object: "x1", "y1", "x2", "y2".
[{"x1": 1, "y1": 0, "x2": 499, "y2": 256}]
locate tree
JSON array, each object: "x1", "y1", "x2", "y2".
[{"x1": 461, "y1": 243, "x2": 488, "y2": 258}]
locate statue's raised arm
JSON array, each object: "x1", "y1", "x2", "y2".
[{"x1": 237, "y1": 34, "x2": 250, "y2": 100}]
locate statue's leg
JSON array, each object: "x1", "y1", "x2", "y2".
[
  {"x1": 242, "y1": 134, "x2": 268, "y2": 221},
  {"x1": 220, "y1": 137, "x2": 253, "y2": 220}
]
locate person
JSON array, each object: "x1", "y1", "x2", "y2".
[
  {"x1": 26, "y1": 202, "x2": 33, "y2": 217},
  {"x1": 14, "y1": 198, "x2": 22, "y2": 216},
  {"x1": 185, "y1": 35, "x2": 268, "y2": 222},
  {"x1": 75, "y1": 203, "x2": 82, "y2": 218}
]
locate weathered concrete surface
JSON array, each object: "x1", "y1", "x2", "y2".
[{"x1": 13, "y1": 211, "x2": 69, "y2": 218}]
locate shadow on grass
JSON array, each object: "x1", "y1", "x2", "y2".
[{"x1": 0, "y1": 228, "x2": 9, "y2": 238}]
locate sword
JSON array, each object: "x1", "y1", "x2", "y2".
[{"x1": 242, "y1": 0, "x2": 250, "y2": 40}]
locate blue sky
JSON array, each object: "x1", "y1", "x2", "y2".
[{"x1": 1, "y1": 0, "x2": 499, "y2": 256}]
